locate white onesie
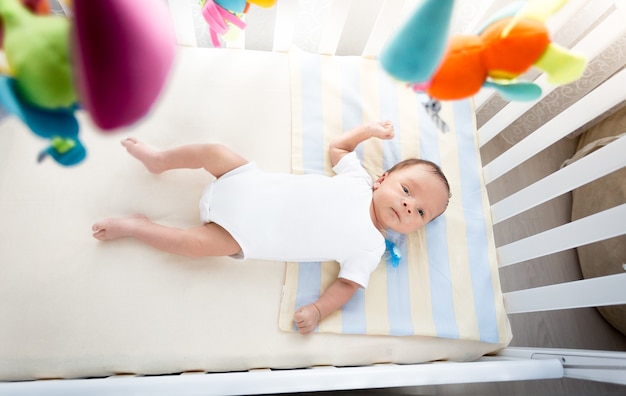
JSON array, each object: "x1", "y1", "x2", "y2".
[{"x1": 199, "y1": 152, "x2": 385, "y2": 288}]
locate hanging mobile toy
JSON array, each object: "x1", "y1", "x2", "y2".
[
  {"x1": 199, "y1": 0, "x2": 276, "y2": 48},
  {"x1": 0, "y1": 0, "x2": 177, "y2": 167},
  {"x1": 0, "y1": 0, "x2": 85, "y2": 165},
  {"x1": 380, "y1": 0, "x2": 587, "y2": 132}
]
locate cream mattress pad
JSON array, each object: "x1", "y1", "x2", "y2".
[{"x1": 0, "y1": 48, "x2": 504, "y2": 381}]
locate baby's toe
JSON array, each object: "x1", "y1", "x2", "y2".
[
  {"x1": 92, "y1": 228, "x2": 107, "y2": 240},
  {"x1": 120, "y1": 137, "x2": 138, "y2": 148}
]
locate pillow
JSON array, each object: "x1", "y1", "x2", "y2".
[
  {"x1": 279, "y1": 49, "x2": 511, "y2": 345},
  {"x1": 570, "y1": 105, "x2": 626, "y2": 336}
]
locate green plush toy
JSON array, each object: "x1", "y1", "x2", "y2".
[{"x1": 0, "y1": 0, "x2": 76, "y2": 109}]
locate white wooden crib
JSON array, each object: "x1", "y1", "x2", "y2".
[{"x1": 1, "y1": 0, "x2": 625, "y2": 394}]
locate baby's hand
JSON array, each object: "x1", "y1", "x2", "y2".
[
  {"x1": 369, "y1": 120, "x2": 395, "y2": 140},
  {"x1": 294, "y1": 304, "x2": 321, "y2": 335}
]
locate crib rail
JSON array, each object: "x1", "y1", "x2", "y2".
[
  {"x1": 500, "y1": 348, "x2": 626, "y2": 386},
  {"x1": 4, "y1": 346, "x2": 626, "y2": 394},
  {"x1": 0, "y1": 358, "x2": 565, "y2": 396},
  {"x1": 3, "y1": 351, "x2": 626, "y2": 395}
]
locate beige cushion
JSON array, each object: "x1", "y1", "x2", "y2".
[{"x1": 571, "y1": 105, "x2": 626, "y2": 336}]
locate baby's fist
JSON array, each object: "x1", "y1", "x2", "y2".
[
  {"x1": 371, "y1": 120, "x2": 394, "y2": 140},
  {"x1": 294, "y1": 304, "x2": 321, "y2": 335}
]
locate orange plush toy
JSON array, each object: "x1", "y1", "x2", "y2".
[{"x1": 381, "y1": 0, "x2": 587, "y2": 102}]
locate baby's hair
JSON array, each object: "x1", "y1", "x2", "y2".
[{"x1": 386, "y1": 158, "x2": 452, "y2": 216}]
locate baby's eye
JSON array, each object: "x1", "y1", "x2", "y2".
[
  {"x1": 418, "y1": 209, "x2": 424, "y2": 217},
  {"x1": 402, "y1": 186, "x2": 409, "y2": 194}
]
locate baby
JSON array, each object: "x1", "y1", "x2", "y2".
[{"x1": 92, "y1": 121, "x2": 451, "y2": 334}]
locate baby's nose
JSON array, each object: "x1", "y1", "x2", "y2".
[{"x1": 403, "y1": 201, "x2": 412, "y2": 215}]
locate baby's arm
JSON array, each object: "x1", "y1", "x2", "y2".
[
  {"x1": 329, "y1": 121, "x2": 395, "y2": 167},
  {"x1": 294, "y1": 278, "x2": 360, "y2": 335}
]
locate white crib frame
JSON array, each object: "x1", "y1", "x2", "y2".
[{"x1": 2, "y1": 0, "x2": 625, "y2": 394}]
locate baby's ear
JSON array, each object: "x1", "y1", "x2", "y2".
[{"x1": 373, "y1": 172, "x2": 388, "y2": 190}]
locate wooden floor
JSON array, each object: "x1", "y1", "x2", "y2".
[{"x1": 280, "y1": 125, "x2": 626, "y2": 395}]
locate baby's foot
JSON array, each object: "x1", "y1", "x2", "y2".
[
  {"x1": 367, "y1": 120, "x2": 395, "y2": 140},
  {"x1": 92, "y1": 214, "x2": 149, "y2": 241},
  {"x1": 121, "y1": 138, "x2": 165, "y2": 174}
]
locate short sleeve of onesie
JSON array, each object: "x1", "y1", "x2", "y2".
[{"x1": 332, "y1": 151, "x2": 371, "y2": 180}]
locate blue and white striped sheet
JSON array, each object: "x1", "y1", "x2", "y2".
[{"x1": 279, "y1": 50, "x2": 511, "y2": 345}]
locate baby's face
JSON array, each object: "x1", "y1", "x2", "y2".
[{"x1": 370, "y1": 164, "x2": 449, "y2": 234}]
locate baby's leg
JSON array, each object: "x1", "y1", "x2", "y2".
[
  {"x1": 122, "y1": 138, "x2": 248, "y2": 178},
  {"x1": 92, "y1": 215, "x2": 241, "y2": 257}
]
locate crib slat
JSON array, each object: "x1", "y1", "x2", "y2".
[
  {"x1": 362, "y1": 0, "x2": 407, "y2": 58},
  {"x1": 544, "y1": 0, "x2": 597, "y2": 32},
  {"x1": 497, "y1": 204, "x2": 626, "y2": 267},
  {"x1": 168, "y1": 0, "x2": 197, "y2": 47},
  {"x1": 504, "y1": 273, "x2": 626, "y2": 314},
  {"x1": 491, "y1": 136, "x2": 626, "y2": 224},
  {"x1": 477, "y1": 6, "x2": 626, "y2": 147},
  {"x1": 483, "y1": 66, "x2": 626, "y2": 185},
  {"x1": 317, "y1": 0, "x2": 353, "y2": 55},
  {"x1": 272, "y1": 0, "x2": 297, "y2": 52},
  {"x1": 458, "y1": 0, "x2": 496, "y2": 35}
]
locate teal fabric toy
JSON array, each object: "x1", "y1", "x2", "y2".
[
  {"x1": 0, "y1": 76, "x2": 85, "y2": 166},
  {"x1": 380, "y1": 0, "x2": 454, "y2": 84}
]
